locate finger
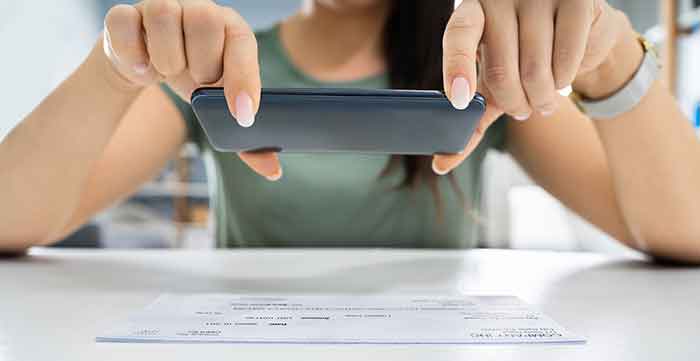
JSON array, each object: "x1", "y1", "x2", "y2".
[
  {"x1": 222, "y1": 7, "x2": 262, "y2": 127},
  {"x1": 518, "y1": 1, "x2": 558, "y2": 116},
  {"x1": 432, "y1": 83, "x2": 504, "y2": 175},
  {"x1": 480, "y1": 1, "x2": 532, "y2": 120},
  {"x1": 238, "y1": 152, "x2": 282, "y2": 181},
  {"x1": 432, "y1": 104, "x2": 503, "y2": 175},
  {"x1": 104, "y1": 5, "x2": 158, "y2": 83},
  {"x1": 141, "y1": 0, "x2": 187, "y2": 77},
  {"x1": 578, "y1": 1, "x2": 622, "y2": 74},
  {"x1": 553, "y1": 0, "x2": 594, "y2": 89},
  {"x1": 442, "y1": 0, "x2": 484, "y2": 110},
  {"x1": 182, "y1": 0, "x2": 225, "y2": 85}
]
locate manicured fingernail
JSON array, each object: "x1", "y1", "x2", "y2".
[
  {"x1": 266, "y1": 169, "x2": 282, "y2": 182},
  {"x1": 539, "y1": 106, "x2": 555, "y2": 117},
  {"x1": 513, "y1": 113, "x2": 531, "y2": 121},
  {"x1": 235, "y1": 92, "x2": 255, "y2": 127},
  {"x1": 133, "y1": 63, "x2": 148, "y2": 75},
  {"x1": 450, "y1": 77, "x2": 472, "y2": 110},
  {"x1": 432, "y1": 160, "x2": 450, "y2": 176},
  {"x1": 558, "y1": 86, "x2": 573, "y2": 97}
]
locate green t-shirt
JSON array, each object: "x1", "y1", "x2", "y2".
[{"x1": 162, "y1": 25, "x2": 506, "y2": 248}]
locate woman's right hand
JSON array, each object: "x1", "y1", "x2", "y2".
[{"x1": 103, "y1": 0, "x2": 282, "y2": 180}]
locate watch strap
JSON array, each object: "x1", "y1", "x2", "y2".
[{"x1": 571, "y1": 37, "x2": 660, "y2": 120}]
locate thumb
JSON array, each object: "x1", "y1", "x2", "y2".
[{"x1": 476, "y1": 77, "x2": 505, "y2": 124}]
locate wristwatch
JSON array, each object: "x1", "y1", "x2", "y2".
[{"x1": 570, "y1": 36, "x2": 661, "y2": 120}]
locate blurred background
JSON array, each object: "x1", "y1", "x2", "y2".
[{"x1": 1, "y1": 0, "x2": 698, "y2": 253}]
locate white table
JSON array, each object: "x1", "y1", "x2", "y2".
[{"x1": 1, "y1": 248, "x2": 698, "y2": 361}]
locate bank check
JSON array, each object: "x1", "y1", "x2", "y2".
[{"x1": 97, "y1": 294, "x2": 585, "y2": 344}]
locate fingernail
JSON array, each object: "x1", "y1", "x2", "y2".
[
  {"x1": 539, "y1": 106, "x2": 555, "y2": 117},
  {"x1": 235, "y1": 92, "x2": 255, "y2": 127},
  {"x1": 558, "y1": 85, "x2": 573, "y2": 97},
  {"x1": 513, "y1": 113, "x2": 531, "y2": 121},
  {"x1": 450, "y1": 77, "x2": 472, "y2": 110},
  {"x1": 432, "y1": 160, "x2": 450, "y2": 176},
  {"x1": 265, "y1": 168, "x2": 283, "y2": 182},
  {"x1": 133, "y1": 63, "x2": 148, "y2": 75}
]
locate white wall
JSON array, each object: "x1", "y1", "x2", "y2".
[
  {"x1": 0, "y1": 1, "x2": 100, "y2": 141},
  {"x1": 612, "y1": 0, "x2": 659, "y2": 31}
]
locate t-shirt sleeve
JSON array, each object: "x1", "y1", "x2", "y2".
[{"x1": 159, "y1": 83, "x2": 204, "y2": 149}]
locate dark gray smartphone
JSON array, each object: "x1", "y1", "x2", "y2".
[{"x1": 190, "y1": 88, "x2": 486, "y2": 155}]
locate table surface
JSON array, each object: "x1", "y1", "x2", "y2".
[{"x1": 1, "y1": 248, "x2": 699, "y2": 361}]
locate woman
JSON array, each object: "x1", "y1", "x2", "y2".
[{"x1": 1, "y1": 0, "x2": 699, "y2": 261}]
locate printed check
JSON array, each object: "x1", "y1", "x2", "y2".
[{"x1": 97, "y1": 294, "x2": 585, "y2": 344}]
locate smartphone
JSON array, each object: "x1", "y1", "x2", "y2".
[{"x1": 190, "y1": 88, "x2": 486, "y2": 155}]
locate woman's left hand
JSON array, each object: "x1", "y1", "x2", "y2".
[{"x1": 433, "y1": 0, "x2": 633, "y2": 174}]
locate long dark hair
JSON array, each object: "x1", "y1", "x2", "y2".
[{"x1": 382, "y1": 0, "x2": 462, "y2": 209}]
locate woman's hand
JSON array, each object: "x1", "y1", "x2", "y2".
[
  {"x1": 433, "y1": 0, "x2": 632, "y2": 174},
  {"x1": 103, "y1": 0, "x2": 282, "y2": 180}
]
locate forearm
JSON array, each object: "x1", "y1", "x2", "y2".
[
  {"x1": 574, "y1": 27, "x2": 700, "y2": 262},
  {"x1": 0, "y1": 39, "x2": 142, "y2": 250}
]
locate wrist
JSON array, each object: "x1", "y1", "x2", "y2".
[{"x1": 572, "y1": 26, "x2": 644, "y2": 100}]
